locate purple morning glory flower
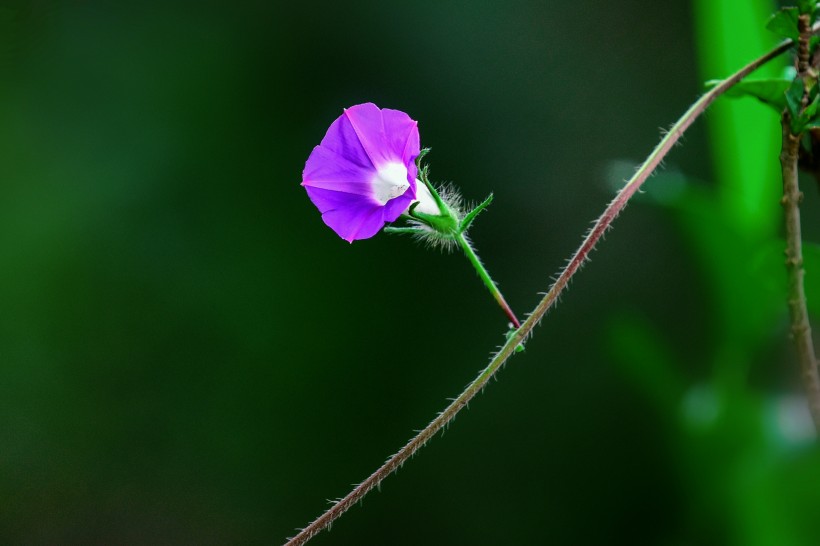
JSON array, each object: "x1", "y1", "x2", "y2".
[{"x1": 302, "y1": 103, "x2": 421, "y2": 242}]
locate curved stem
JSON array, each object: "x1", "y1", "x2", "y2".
[
  {"x1": 456, "y1": 232, "x2": 521, "y2": 328},
  {"x1": 285, "y1": 36, "x2": 795, "y2": 546}
]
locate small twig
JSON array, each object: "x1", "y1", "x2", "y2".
[
  {"x1": 284, "y1": 36, "x2": 796, "y2": 546},
  {"x1": 780, "y1": 13, "x2": 820, "y2": 430}
]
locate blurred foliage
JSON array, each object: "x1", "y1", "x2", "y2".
[
  {"x1": 608, "y1": 1, "x2": 820, "y2": 545},
  {"x1": 2, "y1": 1, "x2": 819, "y2": 545}
]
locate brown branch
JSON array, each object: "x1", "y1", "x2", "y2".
[
  {"x1": 780, "y1": 13, "x2": 820, "y2": 430},
  {"x1": 781, "y1": 117, "x2": 820, "y2": 430}
]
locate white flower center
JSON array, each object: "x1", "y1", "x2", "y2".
[{"x1": 371, "y1": 162, "x2": 410, "y2": 205}]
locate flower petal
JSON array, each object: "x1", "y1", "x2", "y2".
[
  {"x1": 319, "y1": 106, "x2": 376, "y2": 170},
  {"x1": 302, "y1": 103, "x2": 422, "y2": 242},
  {"x1": 382, "y1": 190, "x2": 415, "y2": 222},
  {"x1": 302, "y1": 145, "x2": 377, "y2": 197},
  {"x1": 344, "y1": 104, "x2": 419, "y2": 176},
  {"x1": 304, "y1": 186, "x2": 385, "y2": 242},
  {"x1": 382, "y1": 107, "x2": 420, "y2": 182}
]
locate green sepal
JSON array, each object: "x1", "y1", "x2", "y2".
[
  {"x1": 423, "y1": 178, "x2": 450, "y2": 217},
  {"x1": 459, "y1": 193, "x2": 494, "y2": 234},
  {"x1": 767, "y1": 7, "x2": 800, "y2": 40},
  {"x1": 383, "y1": 226, "x2": 425, "y2": 235},
  {"x1": 706, "y1": 78, "x2": 791, "y2": 113},
  {"x1": 409, "y1": 207, "x2": 459, "y2": 235},
  {"x1": 414, "y1": 150, "x2": 452, "y2": 218},
  {"x1": 415, "y1": 147, "x2": 431, "y2": 168}
]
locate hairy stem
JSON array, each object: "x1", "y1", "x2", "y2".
[
  {"x1": 285, "y1": 36, "x2": 795, "y2": 546},
  {"x1": 456, "y1": 231, "x2": 521, "y2": 328},
  {"x1": 780, "y1": 14, "x2": 820, "y2": 430}
]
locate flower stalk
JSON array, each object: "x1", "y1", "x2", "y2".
[
  {"x1": 386, "y1": 151, "x2": 521, "y2": 328},
  {"x1": 455, "y1": 231, "x2": 520, "y2": 328}
]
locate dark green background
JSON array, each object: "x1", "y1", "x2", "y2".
[{"x1": 3, "y1": 1, "x2": 818, "y2": 544}]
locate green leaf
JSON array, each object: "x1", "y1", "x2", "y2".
[
  {"x1": 804, "y1": 91, "x2": 820, "y2": 120},
  {"x1": 767, "y1": 7, "x2": 800, "y2": 40},
  {"x1": 797, "y1": 0, "x2": 817, "y2": 18},
  {"x1": 708, "y1": 78, "x2": 791, "y2": 113},
  {"x1": 785, "y1": 77, "x2": 804, "y2": 121},
  {"x1": 810, "y1": 80, "x2": 820, "y2": 102}
]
